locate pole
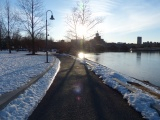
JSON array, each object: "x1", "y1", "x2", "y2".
[{"x1": 45, "y1": 10, "x2": 54, "y2": 63}]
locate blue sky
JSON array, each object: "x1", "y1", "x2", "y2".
[
  {"x1": 46, "y1": 0, "x2": 160, "y2": 43},
  {"x1": 2, "y1": 0, "x2": 160, "y2": 43}
]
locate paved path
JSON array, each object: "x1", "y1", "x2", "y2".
[{"x1": 28, "y1": 55, "x2": 144, "y2": 120}]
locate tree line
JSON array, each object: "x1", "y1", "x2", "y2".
[
  {"x1": 0, "y1": 0, "x2": 103, "y2": 54},
  {"x1": 0, "y1": 0, "x2": 47, "y2": 54}
]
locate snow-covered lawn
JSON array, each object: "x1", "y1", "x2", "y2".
[
  {"x1": 0, "y1": 51, "x2": 60, "y2": 119},
  {"x1": 84, "y1": 59, "x2": 160, "y2": 120}
]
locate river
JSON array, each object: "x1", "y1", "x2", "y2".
[{"x1": 85, "y1": 52, "x2": 160, "y2": 87}]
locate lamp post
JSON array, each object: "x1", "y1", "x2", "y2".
[{"x1": 46, "y1": 10, "x2": 54, "y2": 63}]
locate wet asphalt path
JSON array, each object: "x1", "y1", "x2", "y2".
[{"x1": 28, "y1": 55, "x2": 144, "y2": 120}]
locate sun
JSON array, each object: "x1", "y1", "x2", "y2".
[{"x1": 77, "y1": 25, "x2": 87, "y2": 38}]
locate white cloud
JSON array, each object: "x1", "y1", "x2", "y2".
[
  {"x1": 90, "y1": 0, "x2": 117, "y2": 17},
  {"x1": 97, "y1": 0, "x2": 160, "y2": 35}
]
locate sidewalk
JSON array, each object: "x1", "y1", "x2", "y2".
[{"x1": 29, "y1": 55, "x2": 144, "y2": 120}]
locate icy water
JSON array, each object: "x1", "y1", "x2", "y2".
[{"x1": 85, "y1": 52, "x2": 160, "y2": 87}]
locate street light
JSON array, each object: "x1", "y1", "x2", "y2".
[{"x1": 46, "y1": 10, "x2": 55, "y2": 63}]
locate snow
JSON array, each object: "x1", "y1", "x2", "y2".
[
  {"x1": 0, "y1": 51, "x2": 160, "y2": 120},
  {"x1": 0, "y1": 51, "x2": 60, "y2": 120},
  {"x1": 83, "y1": 58, "x2": 160, "y2": 120}
]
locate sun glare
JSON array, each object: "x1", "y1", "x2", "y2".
[
  {"x1": 78, "y1": 52, "x2": 85, "y2": 59},
  {"x1": 77, "y1": 25, "x2": 87, "y2": 37}
]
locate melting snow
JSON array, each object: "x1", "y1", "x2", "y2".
[{"x1": 84, "y1": 59, "x2": 160, "y2": 120}]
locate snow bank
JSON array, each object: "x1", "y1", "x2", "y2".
[{"x1": 84, "y1": 59, "x2": 160, "y2": 120}]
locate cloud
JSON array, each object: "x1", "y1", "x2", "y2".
[
  {"x1": 97, "y1": 0, "x2": 160, "y2": 35},
  {"x1": 90, "y1": 0, "x2": 117, "y2": 17}
]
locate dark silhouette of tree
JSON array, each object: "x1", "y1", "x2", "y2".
[
  {"x1": 12, "y1": 29, "x2": 21, "y2": 50},
  {"x1": 65, "y1": 7, "x2": 79, "y2": 40},
  {"x1": 18, "y1": 0, "x2": 45, "y2": 55},
  {"x1": 0, "y1": 4, "x2": 2, "y2": 51},
  {"x1": 0, "y1": 22, "x2": 1, "y2": 51},
  {"x1": 5, "y1": 0, "x2": 12, "y2": 53},
  {"x1": 65, "y1": 0, "x2": 103, "y2": 40},
  {"x1": 4, "y1": 0, "x2": 20, "y2": 53},
  {"x1": 0, "y1": 19, "x2": 7, "y2": 50}
]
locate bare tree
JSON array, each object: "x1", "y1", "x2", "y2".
[
  {"x1": 0, "y1": 17, "x2": 7, "y2": 50},
  {"x1": 4, "y1": 0, "x2": 20, "y2": 53},
  {"x1": 65, "y1": 7, "x2": 79, "y2": 40},
  {"x1": 65, "y1": 0, "x2": 103, "y2": 41},
  {"x1": 5, "y1": 0, "x2": 12, "y2": 53},
  {"x1": 0, "y1": 21, "x2": 1, "y2": 51},
  {"x1": 78, "y1": 0, "x2": 103, "y2": 38},
  {"x1": 18, "y1": 0, "x2": 45, "y2": 55},
  {"x1": 0, "y1": 2, "x2": 2, "y2": 51}
]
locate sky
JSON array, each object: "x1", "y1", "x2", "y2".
[{"x1": 1, "y1": 0, "x2": 160, "y2": 43}]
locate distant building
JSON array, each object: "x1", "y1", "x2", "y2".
[
  {"x1": 94, "y1": 32, "x2": 101, "y2": 40},
  {"x1": 92, "y1": 31, "x2": 105, "y2": 44},
  {"x1": 137, "y1": 37, "x2": 142, "y2": 45}
]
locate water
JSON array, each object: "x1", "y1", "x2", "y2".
[{"x1": 85, "y1": 52, "x2": 160, "y2": 86}]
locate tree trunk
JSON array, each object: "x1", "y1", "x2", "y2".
[
  {"x1": 0, "y1": 23, "x2": 1, "y2": 51},
  {"x1": 31, "y1": 0, "x2": 35, "y2": 55}
]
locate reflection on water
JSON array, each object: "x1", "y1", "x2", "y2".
[
  {"x1": 136, "y1": 52, "x2": 141, "y2": 64},
  {"x1": 85, "y1": 52, "x2": 160, "y2": 86}
]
